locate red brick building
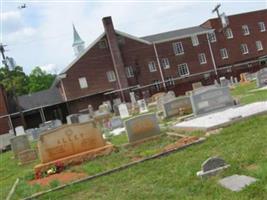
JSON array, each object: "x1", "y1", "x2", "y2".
[{"x1": 0, "y1": 9, "x2": 266, "y2": 134}]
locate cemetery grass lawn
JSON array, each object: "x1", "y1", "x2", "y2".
[
  {"x1": 231, "y1": 81, "x2": 267, "y2": 104},
  {"x1": 38, "y1": 114, "x2": 267, "y2": 200}
]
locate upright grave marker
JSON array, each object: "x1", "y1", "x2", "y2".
[
  {"x1": 256, "y1": 68, "x2": 267, "y2": 88},
  {"x1": 162, "y1": 96, "x2": 192, "y2": 118},
  {"x1": 10, "y1": 135, "x2": 31, "y2": 158},
  {"x1": 137, "y1": 99, "x2": 148, "y2": 113},
  {"x1": 124, "y1": 113, "x2": 160, "y2": 143},
  {"x1": 190, "y1": 86, "x2": 234, "y2": 116},
  {"x1": 34, "y1": 122, "x2": 113, "y2": 174},
  {"x1": 118, "y1": 103, "x2": 130, "y2": 118}
]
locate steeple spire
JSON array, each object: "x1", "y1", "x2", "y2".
[{"x1": 72, "y1": 24, "x2": 85, "y2": 56}]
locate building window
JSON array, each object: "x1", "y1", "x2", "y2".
[
  {"x1": 208, "y1": 32, "x2": 216, "y2": 43},
  {"x1": 165, "y1": 76, "x2": 175, "y2": 86},
  {"x1": 78, "y1": 77, "x2": 88, "y2": 89},
  {"x1": 191, "y1": 35, "x2": 199, "y2": 46},
  {"x1": 153, "y1": 80, "x2": 161, "y2": 91},
  {"x1": 242, "y1": 25, "x2": 250, "y2": 35},
  {"x1": 258, "y1": 22, "x2": 266, "y2": 32},
  {"x1": 125, "y1": 66, "x2": 134, "y2": 78},
  {"x1": 173, "y1": 42, "x2": 184, "y2": 55},
  {"x1": 161, "y1": 58, "x2": 170, "y2": 69},
  {"x1": 178, "y1": 63, "x2": 190, "y2": 76},
  {"x1": 198, "y1": 53, "x2": 207, "y2": 64},
  {"x1": 106, "y1": 70, "x2": 116, "y2": 82},
  {"x1": 256, "y1": 41, "x2": 263, "y2": 51},
  {"x1": 148, "y1": 61, "x2": 157, "y2": 72},
  {"x1": 225, "y1": 28, "x2": 233, "y2": 39},
  {"x1": 240, "y1": 44, "x2": 249, "y2": 54},
  {"x1": 99, "y1": 39, "x2": 108, "y2": 49},
  {"x1": 220, "y1": 48, "x2": 228, "y2": 59}
]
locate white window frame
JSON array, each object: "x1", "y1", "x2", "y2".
[
  {"x1": 242, "y1": 25, "x2": 250, "y2": 35},
  {"x1": 240, "y1": 43, "x2": 249, "y2": 55},
  {"x1": 78, "y1": 77, "x2": 88, "y2": 89},
  {"x1": 258, "y1": 22, "x2": 266, "y2": 32},
  {"x1": 161, "y1": 58, "x2": 170, "y2": 69},
  {"x1": 225, "y1": 28, "x2": 233, "y2": 39},
  {"x1": 165, "y1": 76, "x2": 175, "y2": 86},
  {"x1": 198, "y1": 53, "x2": 207, "y2": 65},
  {"x1": 125, "y1": 66, "x2": 134, "y2": 78},
  {"x1": 106, "y1": 70, "x2": 116, "y2": 82},
  {"x1": 220, "y1": 48, "x2": 229, "y2": 59},
  {"x1": 173, "y1": 42, "x2": 184, "y2": 55},
  {"x1": 148, "y1": 61, "x2": 157, "y2": 72},
  {"x1": 208, "y1": 32, "x2": 217, "y2": 43},
  {"x1": 191, "y1": 35, "x2": 199, "y2": 46},
  {"x1": 178, "y1": 63, "x2": 190, "y2": 77},
  {"x1": 153, "y1": 80, "x2": 161, "y2": 91},
  {"x1": 256, "y1": 41, "x2": 263, "y2": 51}
]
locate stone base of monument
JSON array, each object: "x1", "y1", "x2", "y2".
[
  {"x1": 173, "y1": 102, "x2": 267, "y2": 132},
  {"x1": 34, "y1": 143, "x2": 114, "y2": 175}
]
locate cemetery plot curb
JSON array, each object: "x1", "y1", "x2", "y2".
[{"x1": 23, "y1": 138, "x2": 206, "y2": 200}]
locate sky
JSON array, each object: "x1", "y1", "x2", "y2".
[{"x1": 0, "y1": 0, "x2": 266, "y2": 74}]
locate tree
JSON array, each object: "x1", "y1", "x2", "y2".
[
  {"x1": 0, "y1": 66, "x2": 29, "y2": 96},
  {"x1": 27, "y1": 67, "x2": 56, "y2": 93}
]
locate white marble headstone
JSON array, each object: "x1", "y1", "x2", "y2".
[{"x1": 118, "y1": 103, "x2": 130, "y2": 119}]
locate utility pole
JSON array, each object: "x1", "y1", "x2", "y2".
[
  {"x1": 0, "y1": 43, "x2": 26, "y2": 133},
  {"x1": 212, "y1": 4, "x2": 221, "y2": 18}
]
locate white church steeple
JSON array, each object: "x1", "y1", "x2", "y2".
[{"x1": 72, "y1": 24, "x2": 85, "y2": 57}]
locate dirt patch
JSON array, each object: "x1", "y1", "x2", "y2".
[
  {"x1": 29, "y1": 172, "x2": 87, "y2": 187},
  {"x1": 246, "y1": 164, "x2": 259, "y2": 171},
  {"x1": 162, "y1": 136, "x2": 199, "y2": 152}
]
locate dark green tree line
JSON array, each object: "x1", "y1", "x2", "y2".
[{"x1": 0, "y1": 66, "x2": 56, "y2": 96}]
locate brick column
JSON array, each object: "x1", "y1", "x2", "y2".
[{"x1": 102, "y1": 16, "x2": 128, "y2": 102}]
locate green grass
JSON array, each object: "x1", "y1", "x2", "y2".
[
  {"x1": 231, "y1": 81, "x2": 267, "y2": 104},
  {"x1": 38, "y1": 114, "x2": 267, "y2": 200},
  {"x1": 0, "y1": 82, "x2": 267, "y2": 199}
]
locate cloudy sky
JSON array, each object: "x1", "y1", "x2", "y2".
[{"x1": 1, "y1": 0, "x2": 266, "y2": 74}]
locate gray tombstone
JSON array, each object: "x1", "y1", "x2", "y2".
[
  {"x1": 10, "y1": 135, "x2": 31, "y2": 158},
  {"x1": 18, "y1": 149, "x2": 37, "y2": 165},
  {"x1": 137, "y1": 99, "x2": 148, "y2": 113},
  {"x1": 202, "y1": 157, "x2": 227, "y2": 172},
  {"x1": 78, "y1": 114, "x2": 90, "y2": 123},
  {"x1": 66, "y1": 114, "x2": 79, "y2": 124},
  {"x1": 162, "y1": 96, "x2": 191, "y2": 118},
  {"x1": 0, "y1": 133, "x2": 14, "y2": 151},
  {"x1": 190, "y1": 86, "x2": 235, "y2": 116},
  {"x1": 256, "y1": 68, "x2": 267, "y2": 88},
  {"x1": 130, "y1": 92, "x2": 137, "y2": 104},
  {"x1": 220, "y1": 77, "x2": 230, "y2": 87},
  {"x1": 234, "y1": 77, "x2": 238, "y2": 84},
  {"x1": 110, "y1": 117, "x2": 124, "y2": 129},
  {"x1": 124, "y1": 113, "x2": 160, "y2": 143},
  {"x1": 88, "y1": 104, "x2": 94, "y2": 118},
  {"x1": 197, "y1": 157, "x2": 230, "y2": 177}
]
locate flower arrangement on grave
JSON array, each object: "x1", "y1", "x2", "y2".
[{"x1": 35, "y1": 161, "x2": 65, "y2": 179}]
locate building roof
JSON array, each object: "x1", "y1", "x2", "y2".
[
  {"x1": 18, "y1": 88, "x2": 63, "y2": 110},
  {"x1": 141, "y1": 26, "x2": 213, "y2": 43}
]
